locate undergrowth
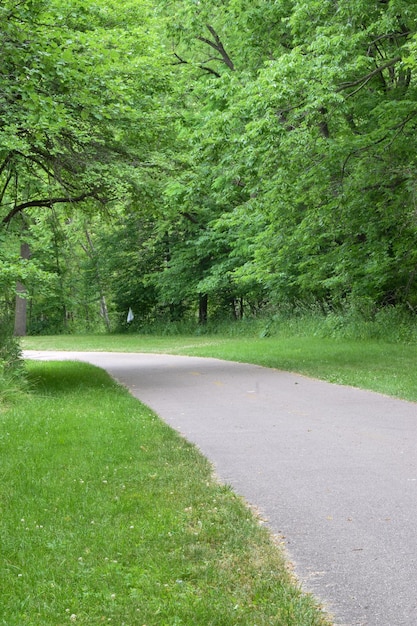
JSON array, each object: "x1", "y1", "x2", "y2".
[
  {"x1": 125, "y1": 303, "x2": 417, "y2": 344},
  {"x1": 0, "y1": 319, "x2": 27, "y2": 405}
]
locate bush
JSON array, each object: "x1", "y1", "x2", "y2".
[{"x1": 0, "y1": 318, "x2": 26, "y2": 404}]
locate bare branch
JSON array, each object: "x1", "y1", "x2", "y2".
[
  {"x1": 172, "y1": 52, "x2": 222, "y2": 78},
  {"x1": 196, "y1": 24, "x2": 235, "y2": 71},
  {"x1": 0, "y1": 170, "x2": 13, "y2": 205},
  {"x1": 172, "y1": 53, "x2": 188, "y2": 66},
  {"x1": 199, "y1": 65, "x2": 222, "y2": 78}
]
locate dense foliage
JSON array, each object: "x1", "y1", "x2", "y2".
[
  {"x1": 157, "y1": 0, "x2": 417, "y2": 318},
  {"x1": 1, "y1": 0, "x2": 417, "y2": 335}
]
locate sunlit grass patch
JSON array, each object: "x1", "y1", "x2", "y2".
[
  {"x1": 23, "y1": 330, "x2": 417, "y2": 402},
  {"x1": 1, "y1": 361, "x2": 329, "y2": 625}
]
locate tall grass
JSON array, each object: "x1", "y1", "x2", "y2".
[
  {"x1": 259, "y1": 303, "x2": 417, "y2": 343},
  {"x1": 103, "y1": 303, "x2": 417, "y2": 343}
]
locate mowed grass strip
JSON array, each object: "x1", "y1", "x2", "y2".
[
  {"x1": 23, "y1": 333, "x2": 417, "y2": 402},
  {"x1": 1, "y1": 361, "x2": 329, "y2": 626}
]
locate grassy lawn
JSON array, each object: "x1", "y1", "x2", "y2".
[
  {"x1": 23, "y1": 333, "x2": 417, "y2": 402},
  {"x1": 8, "y1": 330, "x2": 414, "y2": 624},
  {"x1": 1, "y1": 360, "x2": 330, "y2": 626}
]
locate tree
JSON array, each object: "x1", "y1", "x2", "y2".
[
  {"x1": 159, "y1": 0, "x2": 417, "y2": 312},
  {"x1": 4, "y1": 0, "x2": 417, "y2": 339},
  {"x1": 0, "y1": 0, "x2": 174, "y2": 333}
]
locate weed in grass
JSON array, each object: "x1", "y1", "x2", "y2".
[{"x1": 1, "y1": 361, "x2": 330, "y2": 626}]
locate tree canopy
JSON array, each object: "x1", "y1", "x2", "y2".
[{"x1": 1, "y1": 0, "x2": 417, "y2": 333}]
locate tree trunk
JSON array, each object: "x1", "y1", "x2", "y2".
[
  {"x1": 83, "y1": 229, "x2": 111, "y2": 332},
  {"x1": 14, "y1": 242, "x2": 31, "y2": 337},
  {"x1": 198, "y1": 293, "x2": 208, "y2": 325},
  {"x1": 100, "y1": 294, "x2": 111, "y2": 332}
]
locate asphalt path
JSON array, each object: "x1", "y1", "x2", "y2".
[{"x1": 24, "y1": 350, "x2": 417, "y2": 626}]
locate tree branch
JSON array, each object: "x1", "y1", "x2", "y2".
[
  {"x1": 337, "y1": 56, "x2": 402, "y2": 97},
  {"x1": 196, "y1": 24, "x2": 235, "y2": 71},
  {"x1": 2, "y1": 192, "x2": 95, "y2": 225},
  {"x1": 181, "y1": 211, "x2": 200, "y2": 225},
  {"x1": 0, "y1": 152, "x2": 14, "y2": 178},
  {"x1": 367, "y1": 31, "x2": 411, "y2": 52},
  {"x1": 0, "y1": 170, "x2": 13, "y2": 205},
  {"x1": 199, "y1": 65, "x2": 222, "y2": 78},
  {"x1": 172, "y1": 52, "x2": 221, "y2": 78}
]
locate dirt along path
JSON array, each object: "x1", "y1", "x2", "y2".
[{"x1": 24, "y1": 351, "x2": 417, "y2": 626}]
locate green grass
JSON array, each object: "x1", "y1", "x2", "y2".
[
  {"x1": 23, "y1": 333, "x2": 417, "y2": 402},
  {"x1": 1, "y1": 361, "x2": 330, "y2": 626},
  {"x1": 12, "y1": 328, "x2": 415, "y2": 623}
]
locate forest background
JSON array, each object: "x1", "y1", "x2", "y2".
[
  {"x1": 2, "y1": 5, "x2": 417, "y2": 621},
  {"x1": 2, "y1": 0, "x2": 417, "y2": 352}
]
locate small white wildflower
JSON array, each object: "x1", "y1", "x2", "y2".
[
  {"x1": 110, "y1": 593, "x2": 116, "y2": 600},
  {"x1": 70, "y1": 615, "x2": 77, "y2": 622},
  {"x1": 129, "y1": 525, "x2": 134, "y2": 529}
]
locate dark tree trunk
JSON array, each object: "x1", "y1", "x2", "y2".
[
  {"x1": 14, "y1": 242, "x2": 31, "y2": 336},
  {"x1": 198, "y1": 293, "x2": 208, "y2": 325}
]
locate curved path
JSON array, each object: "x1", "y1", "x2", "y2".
[{"x1": 24, "y1": 351, "x2": 417, "y2": 626}]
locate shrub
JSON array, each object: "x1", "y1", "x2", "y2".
[{"x1": 0, "y1": 318, "x2": 26, "y2": 404}]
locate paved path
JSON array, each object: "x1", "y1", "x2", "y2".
[{"x1": 24, "y1": 351, "x2": 417, "y2": 626}]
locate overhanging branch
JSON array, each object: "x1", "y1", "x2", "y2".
[
  {"x1": 2, "y1": 192, "x2": 94, "y2": 225},
  {"x1": 337, "y1": 56, "x2": 402, "y2": 97}
]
